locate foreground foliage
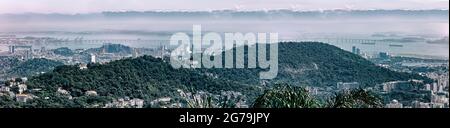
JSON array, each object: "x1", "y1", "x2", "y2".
[{"x1": 252, "y1": 84, "x2": 382, "y2": 108}]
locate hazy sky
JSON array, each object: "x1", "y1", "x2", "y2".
[{"x1": 0, "y1": 0, "x2": 449, "y2": 14}]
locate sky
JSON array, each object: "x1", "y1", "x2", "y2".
[{"x1": 0, "y1": 0, "x2": 448, "y2": 14}]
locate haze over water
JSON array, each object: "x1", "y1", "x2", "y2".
[{"x1": 0, "y1": 10, "x2": 448, "y2": 59}]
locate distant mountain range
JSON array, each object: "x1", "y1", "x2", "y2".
[
  {"x1": 1, "y1": 10, "x2": 447, "y2": 20},
  {"x1": 427, "y1": 37, "x2": 449, "y2": 44}
]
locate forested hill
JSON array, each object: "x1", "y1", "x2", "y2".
[
  {"x1": 25, "y1": 56, "x2": 261, "y2": 107},
  {"x1": 276, "y1": 42, "x2": 430, "y2": 86},
  {"x1": 6, "y1": 58, "x2": 64, "y2": 78},
  {"x1": 21, "y1": 42, "x2": 431, "y2": 107},
  {"x1": 204, "y1": 42, "x2": 431, "y2": 86}
]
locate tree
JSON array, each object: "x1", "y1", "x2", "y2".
[
  {"x1": 252, "y1": 84, "x2": 383, "y2": 108},
  {"x1": 326, "y1": 88, "x2": 383, "y2": 108},
  {"x1": 252, "y1": 84, "x2": 320, "y2": 108},
  {"x1": 185, "y1": 94, "x2": 214, "y2": 108}
]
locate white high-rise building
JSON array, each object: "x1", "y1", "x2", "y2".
[
  {"x1": 90, "y1": 54, "x2": 96, "y2": 63},
  {"x1": 432, "y1": 83, "x2": 438, "y2": 92},
  {"x1": 425, "y1": 84, "x2": 431, "y2": 91}
]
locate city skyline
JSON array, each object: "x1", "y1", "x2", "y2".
[{"x1": 0, "y1": 0, "x2": 449, "y2": 14}]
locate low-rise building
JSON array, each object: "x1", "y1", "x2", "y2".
[
  {"x1": 430, "y1": 103, "x2": 445, "y2": 108},
  {"x1": 381, "y1": 81, "x2": 413, "y2": 92},
  {"x1": 412, "y1": 101, "x2": 430, "y2": 108},
  {"x1": 85, "y1": 90, "x2": 98, "y2": 96},
  {"x1": 0, "y1": 86, "x2": 10, "y2": 92},
  {"x1": 385, "y1": 100, "x2": 403, "y2": 108},
  {"x1": 57, "y1": 87, "x2": 70, "y2": 95},
  {"x1": 79, "y1": 64, "x2": 88, "y2": 70},
  {"x1": 104, "y1": 98, "x2": 145, "y2": 108},
  {"x1": 431, "y1": 93, "x2": 448, "y2": 104},
  {"x1": 16, "y1": 94, "x2": 31, "y2": 102},
  {"x1": 336, "y1": 82, "x2": 360, "y2": 90},
  {"x1": 18, "y1": 84, "x2": 27, "y2": 94}
]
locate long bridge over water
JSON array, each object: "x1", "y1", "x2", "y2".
[{"x1": 46, "y1": 38, "x2": 390, "y2": 45}]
